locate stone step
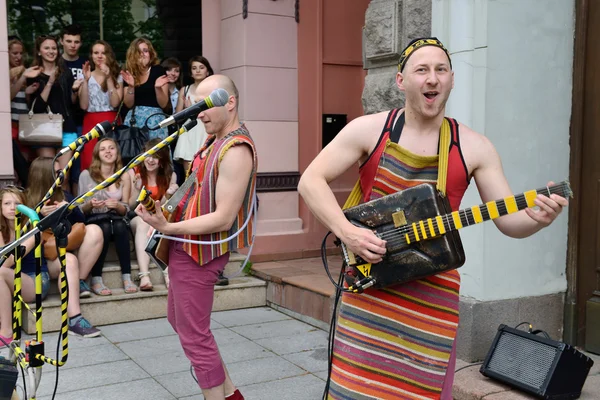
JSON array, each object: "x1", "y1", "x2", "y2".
[
  {"x1": 46, "y1": 251, "x2": 249, "y2": 295},
  {"x1": 21, "y1": 276, "x2": 267, "y2": 334}
]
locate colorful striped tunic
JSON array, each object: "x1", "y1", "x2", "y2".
[
  {"x1": 328, "y1": 109, "x2": 470, "y2": 399},
  {"x1": 175, "y1": 124, "x2": 258, "y2": 266}
]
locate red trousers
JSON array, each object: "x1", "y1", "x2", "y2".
[{"x1": 167, "y1": 240, "x2": 229, "y2": 389}]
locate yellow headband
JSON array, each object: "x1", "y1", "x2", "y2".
[{"x1": 398, "y1": 37, "x2": 452, "y2": 72}]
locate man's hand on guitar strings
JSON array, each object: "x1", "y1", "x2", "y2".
[
  {"x1": 136, "y1": 201, "x2": 169, "y2": 233},
  {"x1": 342, "y1": 224, "x2": 387, "y2": 264},
  {"x1": 524, "y1": 181, "x2": 569, "y2": 227}
]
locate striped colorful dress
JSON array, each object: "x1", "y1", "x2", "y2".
[{"x1": 328, "y1": 109, "x2": 470, "y2": 399}]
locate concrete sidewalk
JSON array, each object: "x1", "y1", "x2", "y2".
[
  {"x1": 10, "y1": 306, "x2": 599, "y2": 399},
  {"x1": 30, "y1": 307, "x2": 327, "y2": 400}
]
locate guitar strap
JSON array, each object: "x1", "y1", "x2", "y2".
[{"x1": 343, "y1": 110, "x2": 452, "y2": 211}]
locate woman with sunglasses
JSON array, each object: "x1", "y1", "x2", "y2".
[
  {"x1": 121, "y1": 38, "x2": 170, "y2": 142},
  {"x1": 128, "y1": 139, "x2": 178, "y2": 290},
  {"x1": 25, "y1": 158, "x2": 102, "y2": 336},
  {"x1": 78, "y1": 138, "x2": 136, "y2": 295},
  {"x1": 27, "y1": 35, "x2": 83, "y2": 169}
]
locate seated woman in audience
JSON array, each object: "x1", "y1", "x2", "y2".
[
  {"x1": 128, "y1": 139, "x2": 178, "y2": 290},
  {"x1": 79, "y1": 40, "x2": 123, "y2": 171},
  {"x1": 121, "y1": 38, "x2": 169, "y2": 141},
  {"x1": 0, "y1": 186, "x2": 100, "y2": 344},
  {"x1": 25, "y1": 158, "x2": 103, "y2": 336},
  {"x1": 0, "y1": 186, "x2": 38, "y2": 347},
  {"x1": 78, "y1": 138, "x2": 136, "y2": 295},
  {"x1": 27, "y1": 157, "x2": 104, "y2": 297}
]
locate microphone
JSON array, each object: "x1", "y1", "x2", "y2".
[
  {"x1": 158, "y1": 88, "x2": 230, "y2": 128},
  {"x1": 56, "y1": 120, "x2": 113, "y2": 157}
]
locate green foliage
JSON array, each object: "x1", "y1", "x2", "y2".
[
  {"x1": 135, "y1": 0, "x2": 163, "y2": 57},
  {"x1": 242, "y1": 261, "x2": 254, "y2": 276},
  {"x1": 102, "y1": 0, "x2": 136, "y2": 62},
  {"x1": 8, "y1": 0, "x2": 163, "y2": 65}
]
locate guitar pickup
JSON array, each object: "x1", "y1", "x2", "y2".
[{"x1": 392, "y1": 210, "x2": 407, "y2": 227}]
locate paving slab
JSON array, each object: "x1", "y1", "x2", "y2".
[
  {"x1": 99, "y1": 317, "x2": 176, "y2": 343},
  {"x1": 35, "y1": 360, "x2": 150, "y2": 397},
  {"x1": 41, "y1": 343, "x2": 129, "y2": 372},
  {"x1": 38, "y1": 378, "x2": 176, "y2": 400},
  {"x1": 282, "y1": 348, "x2": 329, "y2": 373},
  {"x1": 154, "y1": 369, "x2": 203, "y2": 398},
  {"x1": 210, "y1": 307, "x2": 292, "y2": 327},
  {"x1": 254, "y1": 330, "x2": 329, "y2": 355},
  {"x1": 230, "y1": 318, "x2": 320, "y2": 340},
  {"x1": 237, "y1": 374, "x2": 325, "y2": 400},
  {"x1": 225, "y1": 356, "x2": 306, "y2": 387},
  {"x1": 116, "y1": 334, "x2": 184, "y2": 359}
]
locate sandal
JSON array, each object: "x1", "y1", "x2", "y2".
[
  {"x1": 123, "y1": 280, "x2": 138, "y2": 294},
  {"x1": 91, "y1": 282, "x2": 112, "y2": 296},
  {"x1": 163, "y1": 267, "x2": 170, "y2": 289},
  {"x1": 138, "y1": 272, "x2": 153, "y2": 292}
]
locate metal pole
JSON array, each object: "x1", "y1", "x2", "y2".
[{"x1": 99, "y1": 0, "x2": 104, "y2": 39}]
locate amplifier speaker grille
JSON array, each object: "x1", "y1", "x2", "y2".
[{"x1": 480, "y1": 324, "x2": 594, "y2": 399}]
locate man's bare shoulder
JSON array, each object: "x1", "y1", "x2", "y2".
[
  {"x1": 347, "y1": 111, "x2": 390, "y2": 134},
  {"x1": 456, "y1": 121, "x2": 498, "y2": 174},
  {"x1": 334, "y1": 111, "x2": 391, "y2": 162}
]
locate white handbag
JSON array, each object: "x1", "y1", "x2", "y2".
[{"x1": 18, "y1": 98, "x2": 63, "y2": 145}]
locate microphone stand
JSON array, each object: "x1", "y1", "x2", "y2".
[
  {"x1": 0, "y1": 119, "x2": 197, "y2": 261},
  {"x1": 1, "y1": 118, "x2": 197, "y2": 399}
]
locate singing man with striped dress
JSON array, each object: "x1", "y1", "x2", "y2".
[{"x1": 298, "y1": 38, "x2": 568, "y2": 399}]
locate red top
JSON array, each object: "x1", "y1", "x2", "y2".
[{"x1": 359, "y1": 109, "x2": 470, "y2": 211}]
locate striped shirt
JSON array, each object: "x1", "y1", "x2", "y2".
[{"x1": 11, "y1": 90, "x2": 28, "y2": 122}]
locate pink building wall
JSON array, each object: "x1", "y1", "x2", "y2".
[
  {"x1": 202, "y1": 0, "x2": 370, "y2": 260},
  {"x1": 0, "y1": 0, "x2": 13, "y2": 181}
]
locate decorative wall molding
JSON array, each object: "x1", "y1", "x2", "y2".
[{"x1": 257, "y1": 172, "x2": 301, "y2": 192}]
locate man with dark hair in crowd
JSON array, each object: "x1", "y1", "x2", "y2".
[{"x1": 60, "y1": 24, "x2": 86, "y2": 192}]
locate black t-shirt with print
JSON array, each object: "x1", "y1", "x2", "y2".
[{"x1": 64, "y1": 56, "x2": 87, "y2": 127}]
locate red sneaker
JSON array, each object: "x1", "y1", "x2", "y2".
[
  {"x1": 0, "y1": 335, "x2": 12, "y2": 347},
  {"x1": 225, "y1": 389, "x2": 244, "y2": 400}
]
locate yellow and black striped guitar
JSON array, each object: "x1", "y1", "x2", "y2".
[{"x1": 342, "y1": 181, "x2": 572, "y2": 289}]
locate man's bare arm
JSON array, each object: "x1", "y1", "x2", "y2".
[
  {"x1": 464, "y1": 126, "x2": 568, "y2": 238},
  {"x1": 136, "y1": 145, "x2": 253, "y2": 236},
  {"x1": 298, "y1": 113, "x2": 388, "y2": 262}
]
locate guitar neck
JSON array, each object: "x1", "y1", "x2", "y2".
[{"x1": 403, "y1": 181, "x2": 572, "y2": 244}]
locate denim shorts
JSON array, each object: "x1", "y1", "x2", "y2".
[{"x1": 25, "y1": 271, "x2": 51, "y2": 300}]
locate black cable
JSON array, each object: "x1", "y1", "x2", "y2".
[
  {"x1": 51, "y1": 330, "x2": 60, "y2": 400},
  {"x1": 189, "y1": 364, "x2": 198, "y2": 384},
  {"x1": 321, "y1": 232, "x2": 351, "y2": 293},
  {"x1": 454, "y1": 362, "x2": 483, "y2": 374},
  {"x1": 322, "y1": 234, "x2": 345, "y2": 400},
  {"x1": 514, "y1": 321, "x2": 532, "y2": 331},
  {"x1": 144, "y1": 112, "x2": 168, "y2": 131}
]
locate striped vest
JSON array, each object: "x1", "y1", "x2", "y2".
[
  {"x1": 180, "y1": 124, "x2": 257, "y2": 266},
  {"x1": 11, "y1": 90, "x2": 28, "y2": 122}
]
